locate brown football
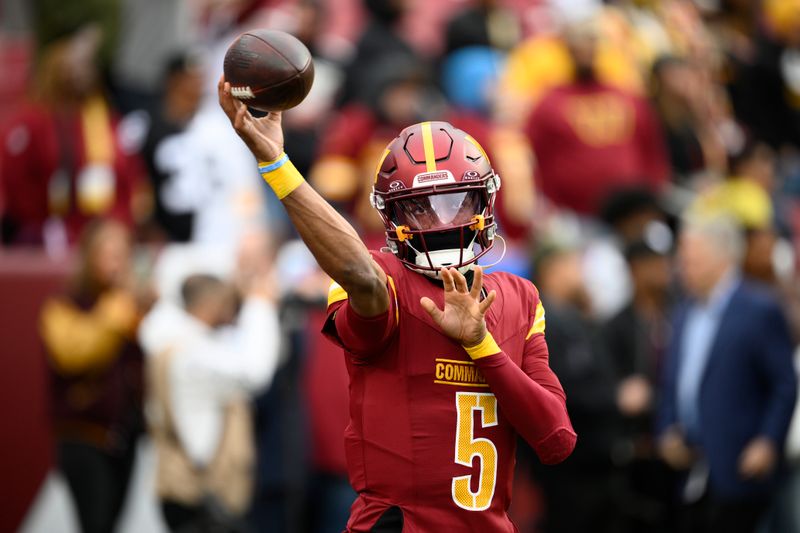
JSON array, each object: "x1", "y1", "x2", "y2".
[{"x1": 223, "y1": 29, "x2": 314, "y2": 112}]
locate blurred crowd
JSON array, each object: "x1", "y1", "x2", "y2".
[{"x1": 3, "y1": 0, "x2": 800, "y2": 532}]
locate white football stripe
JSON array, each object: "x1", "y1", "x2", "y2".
[{"x1": 230, "y1": 86, "x2": 255, "y2": 99}]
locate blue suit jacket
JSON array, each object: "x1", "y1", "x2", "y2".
[{"x1": 658, "y1": 281, "x2": 797, "y2": 499}]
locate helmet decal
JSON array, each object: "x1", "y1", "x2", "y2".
[
  {"x1": 463, "y1": 170, "x2": 481, "y2": 181},
  {"x1": 412, "y1": 170, "x2": 456, "y2": 188}
]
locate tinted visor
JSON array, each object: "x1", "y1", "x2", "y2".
[{"x1": 392, "y1": 191, "x2": 481, "y2": 230}]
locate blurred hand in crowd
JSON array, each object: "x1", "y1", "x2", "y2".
[
  {"x1": 240, "y1": 266, "x2": 277, "y2": 303},
  {"x1": 738, "y1": 437, "x2": 778, "y2": 480},
  {"x1": 616, "y1": 374, "x2": 653, "y2": 417},
  {"x1": 659, "y1": 427, "x2": 694, "y2": 470},
  {"x1": 236, "y1": 229, "x2": 276, "y2": 302},
  {"x1": 95, "y1": 290, "x2": 140, "y2": 336}
]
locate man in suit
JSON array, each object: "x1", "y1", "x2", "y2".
[{"x1": 658, "y1": 214, "x2": 797, "y2": 533}]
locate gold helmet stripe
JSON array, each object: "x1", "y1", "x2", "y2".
[
  {"x1": 374, "y1": 148, "x2": 391, "y2": 183},
  {"x1": 421, "y1": 121, "x2": 437, "y2": 172},
  {"x1": 465, "y1": 134, "x2": 489, "y2": 162}
]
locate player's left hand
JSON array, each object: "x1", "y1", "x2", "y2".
[{"x1": 420, "y1": 266, "x2": 496, "y2": 347}]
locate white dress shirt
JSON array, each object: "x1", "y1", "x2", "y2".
[
  {"x1": 676, "y1": 269, "x2": 740, "y2": 443},
  {"x1": 140, "y1": 297, "x2": 280, "y2": 466}
]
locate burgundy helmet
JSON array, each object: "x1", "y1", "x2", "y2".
[{"x1": 370, "y1": 121, "x2": 501, "y2": 276}]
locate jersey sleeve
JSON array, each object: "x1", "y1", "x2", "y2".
[
  {"x1": 472, "y1": 282, "x2": 576, "y2": 464},
  {"x1": 520, "y1": 296, "x2": 567, "y2": 406},
  {"x1": 321, "y1": 271, "x2": 400, "y2": 361}
]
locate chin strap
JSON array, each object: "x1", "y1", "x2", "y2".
[{"x1": 477, "y1": 234, "x2": 507, "y2": 271}]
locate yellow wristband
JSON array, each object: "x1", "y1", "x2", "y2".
[
  {"x1": 463, "y1": 332, "x2": 501, "y2": 360},
  {"x1": 257, "y1": 153, "x2": 305, "y2": 199}
]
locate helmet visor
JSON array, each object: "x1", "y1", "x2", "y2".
[{"x1": 392, "y1": 191, "x2": 481, "y2": 230}]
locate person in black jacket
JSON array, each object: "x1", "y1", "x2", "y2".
[
  {"x1": 337, "y1": 0, "x2": 418, "y2": 107},
  {"x1": 527, "y1": 242, "x2": 625, "y2": 533},
  {"x1": 139, "y1": 52, "x2": 204, "y2": 242},
  {"x1": 602, "y1": 237, "x2": 678, "y2": 532}
]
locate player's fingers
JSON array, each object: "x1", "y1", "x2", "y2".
[
  {"x1": 267, "y1": 110, "x2": 282, "y2": 124},
  {"x1": 222, "y1": 81, "x2": 249, "y2": 127},
  {"x1": 440, "y1": 267, "x2": 455, "y2": 292},
  {"x1": 470, "y1": 266, "x2": 483, "y2": 300},
  {"x1": 230, "y1": 91, "x2": 247, "y2": 113},
  {"x1": 420, "y1": 297, "x2": 444, "y2": 325},
  {"x1": 452, "y1": 268, "x2": 469, "y2": 293},
  {"x1": 218, "y1": 79, "x2": 236, "y2": 119},
  {"x1": 478, "y1": 290, "x2": 496, "y2": 314},
  {"x1": 234, "y1": 103, "x2": 249, "y2": 132}
]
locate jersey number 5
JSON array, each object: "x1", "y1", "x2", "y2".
[{"x1": 452, "y1": 391, "x2": 498, "y2": 511}]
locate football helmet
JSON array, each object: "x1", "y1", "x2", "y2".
[{"x1": 370, "y1": 121, "x2": 501, "y2": 277}]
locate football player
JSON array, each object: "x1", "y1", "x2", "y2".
[{"x1": 219, "y1": 78, "x2": 576, "y2": 532}]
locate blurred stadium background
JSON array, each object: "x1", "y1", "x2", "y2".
[{"x1": 1, "y1": 0, "x2": 800, "y2": 531}]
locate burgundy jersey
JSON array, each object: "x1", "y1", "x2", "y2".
[{"x1": 323, "y1": 251, "x2": 575, "y2": 532}]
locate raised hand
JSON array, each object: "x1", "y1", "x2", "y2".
[
  {"x1": 218, "y1": 75, "x2": 284, "y2": 162},
  {"x1": 420, "y1": 266, "x2": 497, "y2": 347}
]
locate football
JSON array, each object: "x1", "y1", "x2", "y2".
[{"x1": 223, "y1": 29, "x2": 314, "y2": 112}]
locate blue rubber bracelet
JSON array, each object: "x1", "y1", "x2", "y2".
[{"x1": 258, "y1": 153, "x2": 289, "y2": 174}]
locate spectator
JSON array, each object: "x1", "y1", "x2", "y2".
[
  {"x1": 38, "y1": 219, "x2": 145, "y2": 533},
  {"x1": 650, "y1": 56, "x2": 711, "y2": 181},
  {"x1": 658, "y1": 214, "x2": 797, "y2": 533},
  {"x1": 276, "y1": 242, "x2": 357, "y2": 533},
  {"x1": 247, "y1": 239, "x2": 309, "y2": 533},
  {"x1": 140, "y1": 93, "x2": 266, "y2": 247},
  {"x1": 687, "y1": 158, "x2": 800, "y2": 339},
  {"x1": 525, "y1": 17, "x2": 669, "y2": 216},
  {"x1": 599, "y1": 187, "x2": 670, "y2": 245},
  {"x1": 583, "y1": 187, "x2": 670, "y2": 319},
  {"x1": 691, "y1": 175, "x2": 775, "y2": 282},
  {"x1": 497, "y1": 1, "x2": 644, "y2": 127},
  {"x1": 728, "y1": 142, "x2": 783, "y2": 285},
  {"x1": 281, "y1": 0, "x2": 344, "y2": 178},
  {"x1": 337, "y1": 0, "x2": 417, "y2": 107},
  {"x1": 110, "y1": 0, "x2": 196, "y2": 114},
  {"x1": 765, "y1": 348, "x2": 800, "y2": 533},
  {"x1": 443, "y1": 0, "x2": 521, "y2": 55},
  {"x1": 32, "y1": 0, "x2": 120, "y2": 70},
  {"x1": 528, "y1": 242, "x2": 622, "y2": 533},
  {"x1": 139, "y1": 252, "x2": 280, "y2": 531},
  {"x1": 602, "y1": 234, "x2": 677, "y2": 532},
  {"x1": 725, "y1": 0, "x2": 800, "y2": 150},
  {"x1": 139, "y1": 51, "x2": 205, "y2": 243},
  {"x1": 130, "y1": 0, "x2": 270, "y2": 249},
  {"x1": 0, "y1": 21, "x2": 144, "y2": 248}
]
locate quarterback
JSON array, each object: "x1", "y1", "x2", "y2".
[{"x1": 219, "y1": 78, "x2": 576, "y2": 532}]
